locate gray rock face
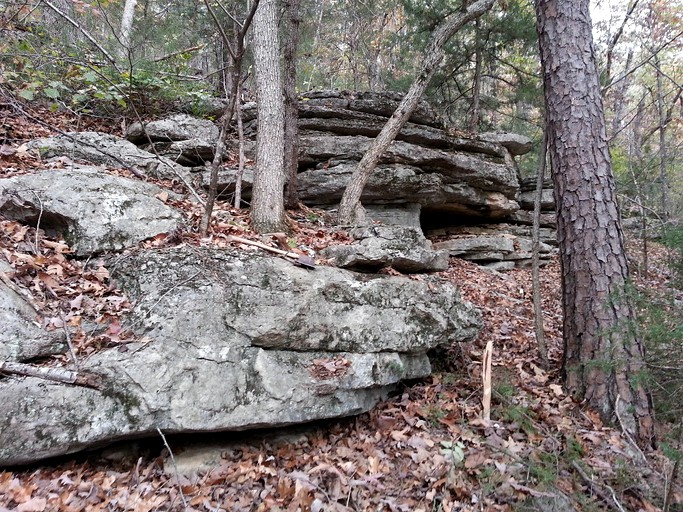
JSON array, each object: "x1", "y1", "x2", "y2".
[
  {"x1": 0, "y1": 281, "x2": 65, "y2": 362},
  {"x1": 365, "y1": 204, "x2": 422, "y2": 229},
  {"x1": 321, "y1": 225, "x2": 449, "y2": 273},
  {"x1": 296, "y1": 90, "x2": 442, "y2": 128},
  {"x1": 127, "y1": 114, "x2": 220, "y2": 165},
  {"x1": 28, "y1": 132, "x2": 189, "y2": 180},
  {"x1": 0, "y1": 246, "x2": 480, "y2": 465},
  {"x1": 478, "y1": 132, "x2": 534, "y2": 156},
  {"x1": 0, "y1": 166, "x2": 184, "y2": 255},
  {"x1": 297, "y1": 160, "x2": 519, "y2": 218},
  {"x1": 127, "y1": 114, "x2": 219, "y2": 144},
  {"x1": 299, "y1": 134, "x2": 518, "y2": 195},
  {"x1": 431, "y1": 226, "x2": 555, "y2": 267},
  {"x1": 140, "y1": 138, "x2": 217, "y2": 166},
  {"x1": 298, "y1": 106, "x2": 507, "y2": 157},
  {"x1": 519, "y1": 189, "x2": 555, "y2": 211}
]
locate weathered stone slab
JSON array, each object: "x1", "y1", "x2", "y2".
[
  {"x1": 299, "y1": 134, "x2": 518, "y2": 194},
  {"x1": 479, "y1": 132, "x2": 533, "y2": 156},
  {"x1": 28, "y1": 132, "x2": 189, "y2": 180},
  {"x1": 0, "y1": 166, "x2": 184, "y2": 255},
  {"x1": 322, "y1": 225, "x2": 449, "y2": 273},
  {"x1": 0, "y1": 246, "x2": 480, "y2": 465},
  {"x1": 126, "y1": 114, "x2": 219, "y2": 144},
  {"x1": 0, "y1": 281, "x2": 65, "y2": 362}
]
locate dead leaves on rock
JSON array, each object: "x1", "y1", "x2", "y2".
[{"x1": 0, "y1": 217, "x2": 135, "y2": 358}]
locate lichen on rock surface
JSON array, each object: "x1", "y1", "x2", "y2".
[{"x1": 0, "y1": 245, "x2": 480, "y2": 466}]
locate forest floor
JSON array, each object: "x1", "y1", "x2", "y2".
[{"x1": 0, "y1": 102, "x2": 682, "y2": 511}]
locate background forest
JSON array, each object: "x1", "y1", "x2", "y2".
[{"x1": 1, "y1": 0, "x2": 681, "y2": 221}]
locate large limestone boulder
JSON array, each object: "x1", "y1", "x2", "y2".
[
  {"x1": 0, "y1": 246, "x2": 480, "y2": 465},
  {"x1": 0, "y1": 166, "x2": 184, "y2": 255},
  {"x1": 28, "y1": 132, "x2": 189, "y2": 180},
  {"x1": 298, "y1": 162, "x2": 520, "y2": 219},
  {"x1": 299, "y1": 134, "x2": 519, "y2": 195}
]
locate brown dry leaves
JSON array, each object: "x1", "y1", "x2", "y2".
[{"x1": 0, "y1": 104, "x2": 680, "y2": 512}]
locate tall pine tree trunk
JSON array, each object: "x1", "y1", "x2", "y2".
[{"x1": 535, "y1": 0, "x2": 654, "y2": 446}]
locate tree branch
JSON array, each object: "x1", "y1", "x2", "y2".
[{"x1": 40, "y1": 0, "x2": 121, "y2": 73}]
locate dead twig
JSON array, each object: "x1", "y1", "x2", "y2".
[
  {"x1": 571, "y1": 460, "x2": 625, "y2": 512},
  {"x1": 0, "y1": 361, "x2": 102, "y2": 389},
  {"x1": 156, "y1": 427, "x2": 189, "y2": 511}
]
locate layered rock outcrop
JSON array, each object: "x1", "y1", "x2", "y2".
[{"x1": 25, "y1": 90, "x2": 557, "y2": 268}]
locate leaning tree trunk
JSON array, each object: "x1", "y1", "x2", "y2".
[
  {"x1": 336, "y1": 0, "x2": 496, "y2": 225},
  {"x1": 535, "y1": 0, "x2": 655, "y2": 446},
  {"x1": 251, "y1": 0, "x2": 287, "y2": 233}
]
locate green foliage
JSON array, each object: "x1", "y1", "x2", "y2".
[
  {"x1": 562, "y1": 435, "x2": 584, "y2": 461},
  {"x1": 624, "y1": 240, "x2": 683, "y2": 425},
  {"x1": 439, "y1": 440, "x2": 465, "y2": 466},
  {"x1": 0, "y1": 0, "x2": 217, "y2": 118}
]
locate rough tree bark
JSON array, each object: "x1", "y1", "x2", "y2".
[
  {"x1": 535, "y1": 0, "x2": 655, "y2": 446},
  {"x1": 336, "y1": 0, "x2": 496, "y2": 225},
  {"x1": 251, "y1": 0, "x2": 287, "y2": 233}
]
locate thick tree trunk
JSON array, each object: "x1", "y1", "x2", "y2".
[
  {"x1": 535, "y1": 0, "x2": 654, "y2": 446},
  {"x1": 336, "y1": 0, "x2": 496, "y2": 225},
  {"x1": 251, "y1": 0, "x2": 287, "y2": 233},
  {"x1": 283, "y1": 0, "x2": 301, "y2": 209}
]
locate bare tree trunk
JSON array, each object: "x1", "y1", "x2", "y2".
[
  {"x1": 251, "y1": 0, "x2": 287, "y2": 233},
  {"x1": 532, "y1": 127, "x2": 549, "y2": 368},
  {"x1": 200, "y1": 0, "x2": 259, "y2": 235},
  {"x1": 609, "y1": 49, "x2": 633, "y2": 139},
  {"x1": 604, "y1": 0, "x2": 639, "y2": 85},
  {"x1": 119, "y1": 0, "x2": 137, "y2": 57},
  {"x1": 535, "y1": 0, "x2": 655, "y2": 446},
  {"x1": 336, "y1": 0, "x2": 496, "y2": 225},
  {"x1": 282, "y1": 0, "x2": 301, "y2": 209},
  {"x1": 655, "y1": 56, "x2": 670, "y2": 223},
  {"x1": 234, "y1": 98, "x2": 246, "y2": 208}
]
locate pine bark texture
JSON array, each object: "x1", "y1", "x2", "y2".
[
  {"x1": 336, "y1": 0, "x2": 496, "y2": 225},
  {"x1": 535, "y1": 0, "x2": 654, "y2": 445},
  {"x1": 251, "y1": 0, "x2": 287, "y2": 233}
]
